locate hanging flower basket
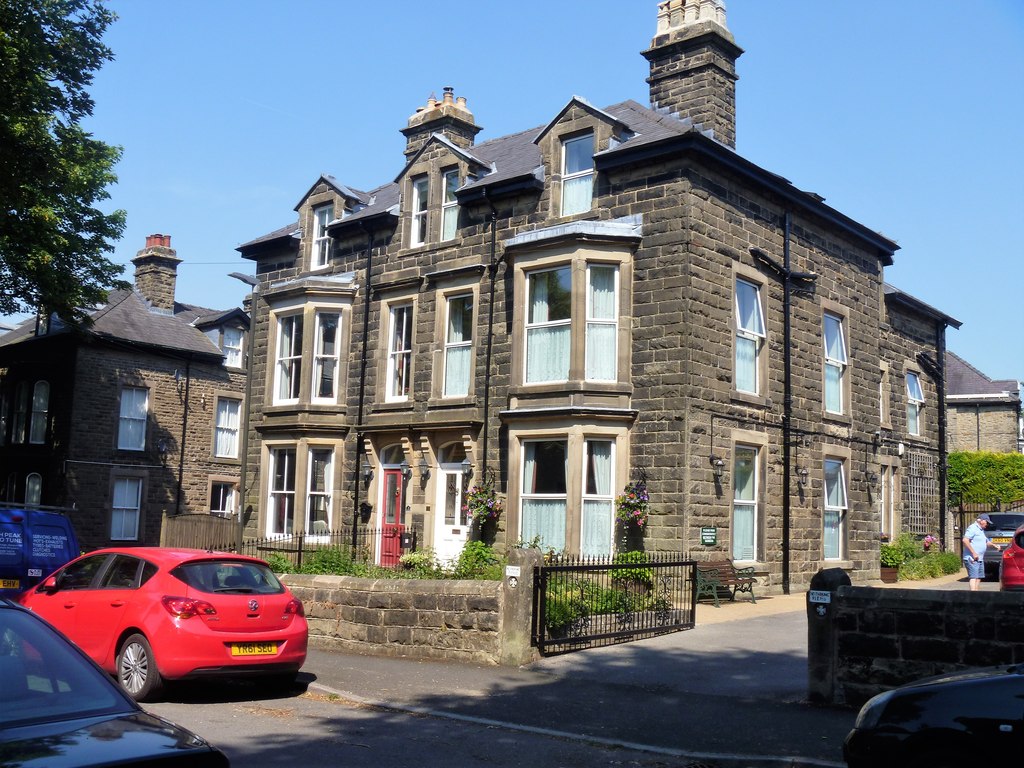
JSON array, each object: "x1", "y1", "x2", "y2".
[
  {"x1": 463, "y1": 480, "x2": 504, "y2": 525},
  {"x1": 615, "y1": 481, "x2": 650, "y2": 529}
]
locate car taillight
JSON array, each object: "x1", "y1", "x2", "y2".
[
  {"x1": 283, "y1": 598, "x2": 304, "y2": 617},
  {"x1": 162, "y1": 595, "x2": 217, "y2": 619}
]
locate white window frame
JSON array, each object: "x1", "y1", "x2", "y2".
[
  {"x1": 312, "y1": 311, "x2": 342, "y2": 403},
  {"x1": 561, "y1": 134, "x2": 594, "y2": 216},
  {"x1": 386, "y1": 303, "x2": 413, "y2": 402},
  {"x1": 29, "y1": 381, "x2": 49, "y2": 445},
  {"x1": 222, "y1": 326, "x2": 244, "y2": 368},
  {"x1": 732, "y1": 445, "x2": 759, "y2": 562},
  {"x1": 117, "y1": 387, "x2": 148, "y2": 451},
  {"x1": 585, "y1": 264, "x2": 618, "y2": 382},
  {"x1": 906, "y1": 371, "x2": 925, "y2": 437},
  {"x1": 111, "y1": 477, "x2": 142, "y2": 541},
  {"x1": 520, "y1": 439, "x2": 568, "y2": 553},
  {"x1": 525, "y1": 266, "x2": 572, "y2": 384},
  {"x1": 441, "y1": 169, "x2": 459, "y2": 241},
  {"x1": 581, "y1": 439, "x2": 614, "y2": 557},
  {"x1": 274, "y1": 313, "x2": 303, "y2": 404},
  {"x1": 268, "y1": 447, "x2": 296, "y2": 537},
  {"x1": 443, "y1": 294, "x2": 473, "y2": 398},
  {"x1": 735, "y1": 279, "x2": 766, "y2": 395},
  {"x1": 411, "y1": 176, "x2": 429, "y2": 246},
  {"x1": 312, "y1": 203, "x2": 333, "y2": 269},
  {"x1": 214, "y1": 397, "x2": 241, "y2": 458},
  {"x1": 306, "y1": 447, "x2": 333, "y2": 536},
  {"x1": 25, "y1": 473, "x2": 42, "y2": 507},
  {"x1": 823, "y1": 313, "x2": 848, "y2": 415},
  {"x1": 823, "y1": 458, "x2": 848, "y2": 560}
]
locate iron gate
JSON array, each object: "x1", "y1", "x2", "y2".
[{"x1": 532, "y1": 554, "x2": 697, "y2": 655}]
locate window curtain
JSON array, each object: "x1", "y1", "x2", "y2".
[
  {"x1": 521, "y1": 499, "x2": 567, "y2": 552},
  {"x1": 527, "y1": 275, "x2": 570, "y2": 382},
  {"x1": 112, "y1": 478, "x2": 141, "y2": 540},
  {"x1": 562, "y1": 174, "x2": 593, "y2": 216},
  {"x1": 735, "y1": 336, "x2": 757, "y2": 393},
  {"x1": 444, "y1": 297, "x2": 472, "y2": 396},
  {"x1": 521, "y1": 442, "x2": 567, "y2": 551},
  {"x1": 732, "y1": 448, "x2": 756, "y2": 561},
  {"x1": 825, "y1": 364, "x2": 842, "y2": 412},
  {"x1": 585, "y1": 267, "x2": 617, "y2": 381},
  {"x1": 118, "y1": 389, "x2": 146, "y2": 450},
  {"x1": 581, "y1": 441, "x2": 613, "y2": 557},
  {"x1": 824, "y1": 460, "x2": 846, "y2": 559},
  {"x1": 215, "y1": 399, "x2": 239, "y2": 458}
]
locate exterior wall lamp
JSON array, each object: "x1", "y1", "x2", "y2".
[
  {"x1": 710, "y1": 455, "x2": 725, "y2": 479},
  {"x1": 418, "y1": 457, "x2": 431, "y2": 479},
  {"x1": 361, "y1": 464, "x2": 373, "y2": 483},
  {"x1": 400, "y1": 460, "x2": 412, "y2": 481},
  {"x1": 867, "y1": 471, "x2": 879, "y2": 488},
  {"x1": 797, "y1": 467, "x2": 809, "y2": 487},
  {"x1": 462, "y1": 458, "x2": 473, "y2": 480}
]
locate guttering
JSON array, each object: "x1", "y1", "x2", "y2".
[{"x1": 596, "y1": 131, "x2": 899, "y2": 262}]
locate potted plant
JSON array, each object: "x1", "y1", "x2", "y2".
[{"x1": 879, "y1": 539, "x2": 903, "y2": 583}]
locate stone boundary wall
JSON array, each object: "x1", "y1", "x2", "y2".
[
  {"x1": 281, "y1": 549, "x2": 541, "y2": 666},
  {"x1": 811, "y1": 585, "x2": 1024, "y2": 706}
]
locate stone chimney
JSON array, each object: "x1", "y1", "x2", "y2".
[
  {"x1": 401, "y1": 86, "x2": 482, "y2": 159},
  {"x1": 642, "y1": 0, "x2": 743, "y2": 148},
  {"x1": 131, "y1": 234, "x2": 181, "y2": 313}
]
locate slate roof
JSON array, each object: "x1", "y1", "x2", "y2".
[
  {"x1": 0, "y1": 289, "x2": 227, "y2": 361},
  {"x1": 946, "y1": 350, "x2": 1021, "y2": 402}
]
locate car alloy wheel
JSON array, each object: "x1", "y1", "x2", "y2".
[{"x1": 117, "y1": 633, "x2": 163, "y2": 702}]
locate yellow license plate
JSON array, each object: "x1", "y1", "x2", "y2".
[
  {"x1": 230, "y1": 642, "x2": 277, "y2": 657},
  {"x1": 992, "y1": 537, "x2": 1012, "y2": 544},
  {"x1": 0, "y1": 579, "x2": 19, "y2": 589}
]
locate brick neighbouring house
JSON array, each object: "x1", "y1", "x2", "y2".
[
  {"x1": 0, "y1": 235, "x2": 248, "y2": 550},
  {"x1": 234, "y1": 1, "x2": 961, "y2": 591},
  {"x1": 945, "y1": 350, "x2": 1022, "y2": 455}
]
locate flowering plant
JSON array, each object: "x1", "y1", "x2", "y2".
[
  {"x1": 922, "y1": 535, "x2": 938, "y2": 551},
  {"x1": 463, "y1": 481, "x2": 503, "y2": 524},
  {"x1": 615, "y1": 481, "x2": 650, "y2": 528}
]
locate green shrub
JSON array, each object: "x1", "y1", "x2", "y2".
[
  {"x1": 452, "y1": 540, "x2": 503, "y2": 580},
  {"x1": 899, "y1": 551, "x2": 961, "y2": 580},
  {"x1": 610, "y1": 550, "x2": 654, "y2": 590},
  {"x1": 398, "y1": 548, "x2": 441, "y2": 578},
  {"x1": 299, "y1": 547, "x2": 354, "y2": 575},
  {"x1": 263, "y1": 552, "x2": 293, "y2": 574}
]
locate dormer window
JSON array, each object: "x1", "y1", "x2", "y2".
[
  {"x1": 442, "y1": 169, "x2": 460, "y2": 241},
  {"x1": 312, "y1": 203, "x2": 333, "y2": 269},
  {"x1": 561, "y1": 133, "x2": 594, "y2": 216},
  {"x1": 222, "y1": 327, "x2": 244, "y2": 368},
  {"x1": 411, "y1": 176, "x2": 429, "y2": 246}
]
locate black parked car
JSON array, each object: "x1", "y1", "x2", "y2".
[
  {"x1": 844, "y1": 664, "x2": 1024, "y2": 767},
  {"x1": 981, "y1": 513, "x2": 1024, "y2": 578},
  {"x1": 0, "y1": 599, "x2": 229, "y2": 767}
]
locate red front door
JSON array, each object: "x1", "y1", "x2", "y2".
[{"x1": 380, "y1": 469, "x2": 405, "y2": 567}]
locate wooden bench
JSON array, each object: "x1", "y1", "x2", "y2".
[{"x1": 695, "y1": 561, "x2": 757, "y2": 607}]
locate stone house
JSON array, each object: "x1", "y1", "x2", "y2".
[
  {"x1": 235, "y1": 1, "x2": 958, "y2": 591},
  {"x1": 0, "y1": 235, "x2": 248, "y2": 550},
  {"x1": 945, "y1": 350, "x2": 1022, "y2": 455}
]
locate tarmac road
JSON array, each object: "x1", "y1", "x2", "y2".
[{"x1": 148, "y1": 572, "x2": 987, "y2": 768}]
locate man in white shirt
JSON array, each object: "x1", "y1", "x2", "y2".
[{"x1": 962, "y1": 513, "x2": 1003, "y2": 591}]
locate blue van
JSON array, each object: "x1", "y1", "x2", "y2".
[{"x1": 0, "y1": 507, "x2": 79, "y2": 597}]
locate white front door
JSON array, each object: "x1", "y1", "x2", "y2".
[{"x1": 434, "y1": 466, "x2": 469, "y2": 564}]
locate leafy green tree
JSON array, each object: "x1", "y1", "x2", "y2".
[{"x1": 0, "y1": 0, "x2": 127, "y2": 324}]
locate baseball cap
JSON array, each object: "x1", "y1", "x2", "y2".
[{"x1": 978, "y1": 513, "x2": 993, "y2": 524}]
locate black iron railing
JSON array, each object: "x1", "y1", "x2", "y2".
[
  {"x1": 209, "y1": 526, "x2": 416, "y2": 571},
  {"x1": 532, "y1": 554, "x2": 697, "y2": 655}
]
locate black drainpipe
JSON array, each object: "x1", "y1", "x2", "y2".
[
  {"x1": 481, "y1": 190, "x2": 499, "y2": 479},
  {"x1": 780, "y1": 213, "x2": 794, "y2": 596},
  {"x1": 175, "y1": 356, "x2": 192, "y2": 515},
  {"x1": 353, "y1": 223, "x2": 374, "y2": 549},
  {"x1": 935, "y1": 323, "x2": 949, "y2": 547}
]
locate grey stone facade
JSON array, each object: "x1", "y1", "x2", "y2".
[{"x1": 236, "y1": 2, "x2": 957, "y2": 593}]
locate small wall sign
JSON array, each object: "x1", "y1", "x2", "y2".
[{"x1": 700, "y1": 527, "x2": 717, "y2": 546}]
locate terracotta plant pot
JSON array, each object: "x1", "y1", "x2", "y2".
[{"x1": 880, "y1": 566, "x2": 899, "y2": 583}]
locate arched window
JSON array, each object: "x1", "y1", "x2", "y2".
[{"x1": 25, "y1": 473, "x2": 42, "y2": 507}]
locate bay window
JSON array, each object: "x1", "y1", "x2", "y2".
[
  {"x1": 585, "y1": 265, "x2": 618, "y2": 381},
  {"x1": 521, "y1": 440, "x2": 568, "y2": 552},
  {"x1": 581, "y1": 440, "x2": 614, "y2": 557},
  {"x1": 306, "y1": 448, "x2": 332, "y2": 534},
  {"x1": 313, "y1": 311, "x2": 341, "y2": 401},
  {"x1": 525, "y1": 267, "x2": 571, "y2": 383},
  {"x1": 275, "y1": 314, "x2": 303, "y2": 403},
  {"x1": 269, "y1": 447, "x2": 296, "y2": 536}
]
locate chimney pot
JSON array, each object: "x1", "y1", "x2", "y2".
[{"x1": 145, "y1": 233, "x2": 171, "y2": 248}]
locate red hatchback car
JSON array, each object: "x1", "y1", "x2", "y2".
[
  {"x1": 17, "y1": 548, "x2": 307, "y2": 701},
  {"x1": 999, "y1": 523, "x2": 1024, "y2": 591}
]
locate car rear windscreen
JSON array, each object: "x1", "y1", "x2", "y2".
[{"x1": 173, "y1": 560, "x2": 285, "y2": 595}]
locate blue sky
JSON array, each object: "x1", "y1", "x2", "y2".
[{"x1": 8, "y1": 0, "x2": 1023, "y2": 383}]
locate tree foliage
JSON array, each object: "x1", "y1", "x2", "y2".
[
  {"x1": 0, "y1": 0, "x2": 127, "y2": 323},
  {"x1": 947, "y1": 451, "x2": 1024, "y2": 505}
]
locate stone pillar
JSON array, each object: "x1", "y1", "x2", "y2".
[
  {"x1": 806, "y1": 567, "x2": 851, "y2": 704},
  {"x1": 499, "y1": 547, "x2": 542, "y2": 666}
]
